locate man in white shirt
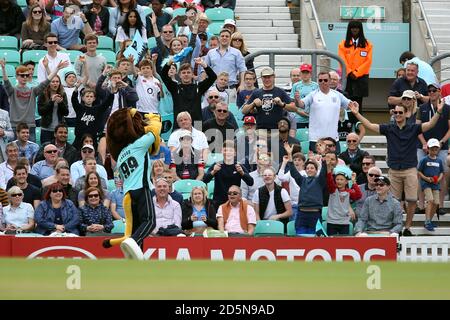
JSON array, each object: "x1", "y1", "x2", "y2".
[
  {"x1": 37, "y1": 33, "x2": 71, "y2": 83},
  {"x1": 70, "y1": 144, "x2": 108, "y2": 182}
]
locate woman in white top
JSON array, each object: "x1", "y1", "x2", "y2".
[
  {"x1": 115, "y1": 9, "x2": 147, "y2": 43},
  {"x1": 108, "y1": 0, "x2": 147, "y2": 38},
  {"x1": 1, "y1": 186, "x2": 35, "y2": 233}
]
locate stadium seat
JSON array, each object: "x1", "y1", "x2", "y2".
[
  {"x1": 107, "y1": 179, "x2": 115, "y2": 192},
  {"x1": 1, "y1": 50, "x2": 20, "y2": 66},
  {"x1": 112, "y1": 219, "x2": 125, "y2": 233},
  {"x1": 17, "y1": 0, "x2": 27, "y2": 7},
  {"x1": 147, "y1": 37, "x2": 157, "y2": 50},
  {"x1": 208, "y1": 22, "x2": 224, "y2": 36},
  {"x1": 300, "y1": 141, "x2": 309, "y2": 154},
  {"x1": 172, "y1": 8, "x2": 186, "y2": 17},
  {"x1": 339, "y1": 141, "x2": 347, "y2": 153},
  {"x1": 35, "y1": 127, "x2": 41, "y2": 146},
  {"x1": 97, "y1": 50, "x2": 117, "y2": 65},
  {"x1": 206, "y1": 152, "x2": 223, "y2": 168},
  {"x1": 254, "y1": 220, "x2": 285, "y2": 237},
  {"x1": 160, "y1": 113, "x2": 174, "y2": 142},
  {"x1": 0, "y1": 36, "x2": 18, "y2": 49},
  {"x1": 142, "y1": 6, "x2": 153, "y2": 17},
  {"x1": 173, "y1": 179, "x2": 206, "y2": 199},
  {"x1": 207, "y1": 180, "x2": 214, "y2": 198},
  {"x1": 287, "y1": 220, "x2": 296, "y2": 236},
  {"x1": 5, "y1": 64, "x2": 15, "y2": 78},
  {"x1": 296, "y1": 128, "x2": 309, "y2": 142},
  {"x1": 64, "y1": 50, "x2": 83, "y2": 63},
  {"x1": 98, "y1": 36, "x2": 114, "y2": 51},
  {"x1": 349, "y1": 222, "x2": 354, "y2": 236},
  {"x1": 22, "y1": 50, "x2": 47, "y2": 63},
  {"x1": 68, "y1": 127, "x2": 75, "y2": 144},
  {"x1": 322, "y1": 207, "x2": 328, "y2": 222},
  {"x1": 205, "y1": 8, "x2": 234, "y2": 22}
]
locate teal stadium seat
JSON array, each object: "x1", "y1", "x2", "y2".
[
  {"x1": 112, "y1": 219, "x2": 125, "y2": 233},
  {"x1": 322, "y1": 207, "x2": 328, "y2": 222},
  {"x1": 296, "y1": 128, "x2": 309, "y2": 142},
  {"x1": 64, "y1": 50, "x2": 83, "y2": 63},
  {"x1": 172, "y1": 8, "x2": 186, "y2": 17},
  {"x1": 208, "y1": 22, "x2": 224, "y2": 36},
  {"x1": 68, "y1": 127, "x2": 75, "y2": 144},
  {"x1": 17, "y1": 0, "x2": 27, "y2": 8},
  {"x1": 300, "y1": 141, "x2": 309, "y2": 154},
  {"x1": 22, "y1": 50, "x2": 47, "y2": 63},
  {"x1": 207, "y1": 180, "x2": 214, "y2": 199},
  {"x1": 339, "y1": 141, "x2": 348, "y2": 153},
  {"x1": 107, "y1": 179, "x2": 116, "y2": 192},
  {"x1": 0, "y1": 36, "x2": 18, "y2": 49},
  {"x1": 35, "y1": 127, "x2": 41, "y2": 146},
  {"x1": 142, "y1": 6, "x2": 153, "y2": 17},
  {"x1": 5, "y1": 64, "x2": 15, "y2": 78},
  {"x1": 147, "y1": 37, "x2": 157, "y2": 50},
  {"x1": 287, "y1": 220, "x2": 296, "y2": 236},
  {"x1": 97, "y1": 50, "x2": 117, "y2": 65},
  {"x1": 160, "y1": 113, "x2": 173, "y2": 142},
  {"x1": 205, "y1": 8, "x2": 234, "y2": 22},
  {"x1": 254, "y1": 220, "x2": 285, "y2": 237},
  {"x1": 206, "y1": 152, "x2": 223, "y2": 168},
  {"x1": 1, "y1": 50, "x2": 20, "y2": 66},
  {"x1": 97, "y1": 36, "x2": 114, "y2": 51},
  {"x1": 173, "y1": 179, "x2": 206, "y2": 200}
]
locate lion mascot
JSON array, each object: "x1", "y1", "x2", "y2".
[{"x1": 102, "y1": 108, "x2": 162, "y2": 259}]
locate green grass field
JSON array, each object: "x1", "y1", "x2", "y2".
[{"x1": 1, "y1": 259, "x2": 450, "y2": 299}]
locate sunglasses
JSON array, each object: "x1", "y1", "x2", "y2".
[
  {"x1": 362, "y1": 162, "x2": 373, "y2": 166},
  {"x1": 402, "y1": 97, "x2": 413, "y2": 101},
  {"x1": 375, "y1": 183, "x2": 386, "y2": 187},
  {"x1": 324, "y1": 143, "x2": 335, "y2": 147},
  {"x1": 18, "y1": 74, "x2": 31, "y2": 78},
  {"x1": 393, "y1": 111, "x2": 404, "y2": 115},
  {"x1": 47, "y1": 41, "x2": 58, "y2": 45},
  {"x1": 82, "y1": 149, "x2": 94, "y2": 153},
  {"x1": 11, "y1": 193, "x2": 23, "y2": 197},
  {"x1": 32, "y1": 10, "x2": 42, "y2": 13},
  {"x1": 163, "y1": 31, "x2": 173, "y2": 33},
  {"x1": 347, "y1": 140, "x2": 357, "y2": 143},
  {"x1": 429, "y1": 89, "x2": 439, "y2": 93},
  {"x1": 216, "y1": 109, "x2": 228, "y2": 113},
  {"x1": 227, "y1": 191, "x2": 239, "y2": 196},
  {"x1": 208, "y1": 95, "x2": 219, "y2": 99},
  {"x1": 368, "y1": 173, "x2": 381, "y2": 178},
  {"x1": 318, "y1": 79, "x2": 329, "y2": 83},
  {"x1": 45, "y1": 149, "x2": 58, "y2": 154},
  {"x1": 88, "y1": 194, "x2": 100, "y2": 198},
  {"x1": 51, "y1": 189, "x2": 64, "y2": 193}
]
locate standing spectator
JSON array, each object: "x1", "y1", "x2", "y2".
[
  {"x1": 354, "y1": 166, "x2": 382, "y2": 218},
  {"x1": 21, "y1": 4, "x2": 51, "y2": 50},
  {"x1": 230, "y1": 32, "x2": 254, "y2": 73},
  {"x1": 291, "y1": 63, "x2": 318, "y2": 129},
  {"x1": 354, "y1": 176, "x2": 403, "y2": 237},
  {"x1": 240, "y1": 152, "x2": 273, "y2": 202},
  {"x1": 9, "y1": 165, "x2": 41, "y2": 209},
  {"x1": 236, "y1": 71, "x2": 256, "y2": 109},
  {"x1": 51, "y1": 4, "x2": 93, "y2": 51},
  {"x1": 83, "y1": 0, "x2": 109, "y2": 36},
  {"x1": 37, "y1": 75, "x2": 68, "y2": 145},
  {"x1": 356, "y1": 155, "x2": 376, "y2": 185},
  {"x1": 252, "y1": 167, "x2": 292, "y2": 225},
  {"x1": 37, "y1": 33, "x2": 70, "y2": 83},
  {"x1": 152, "y1": 177, "x2": 182, "y2": 234},
  {"x1": 14, "y1": 123, "x2": 39, "y2": 165},
  {"x1": 181, "y1": 186, "x2": 217, "y2": 232},
  {"x1": 0, "y1": 0, "x2": 26, "y2": 36},
  {"x1": 150, "y1": 23, "x2": 175, "y2": 73},
  {"x1": 31, "y1": 143, "x2": 59, "y2": 180},
  {"x1": 74, "y1": 33, "x2": 107, "y2": 89},
  {"x1": 1, "y1": 186, "x2": 35, "y2": 233},
  {"x1": 388, "y1": 61, "x2": 429, "y2": 110},
  {"x1": 0, "y1": 143, "x2": 19, "y2": 190},
  {"x1": 34, "y1": 182, "x2": 79, "y2": 235},
  {"x1": 235, "y1": 115, "x2": 258, "y2": 171},
  {"x1": 338, "y1": 20, "x2": 373, "y2": 119},
  {"x1": 418, "y1": 138, "x2": 444, "y2": 231},
  {"x1": 62, "y1": 70, "x2": 77, "y2": 126},
  {"x1": 0, "y1": 109, "x2": 14, "y2": 164},
  {"x1": 145, "y1": 0, "x2": 172, "y2": 37},
  {"x1": 203, "y1": 140, "x2": 254, "y2": 209},
  {"x1": 34, "y1": 124, "x2": 78, "y2": 166},
  {"x1": 338, "y1": 133, "x2": 369, "y2": 177},
  {"x1": 274, "y1": 117, "x2": 300, "y2": 166},
  {"x1": 242, "y1": 67, "x2": 295, "y2": 130},
  {"x1": 169, "y1": 129, "x2": 204, "y2": 181},
  {"x1": 135, "y1": 59, "x2": 161, "y2": 114},
  {"x1": 216, "y1": 185, "x2": 256, "y2": 236},
  {"x1": 44, "y1": 0, "x2": 66, "y2": 21},
  {"x1": 348, "y1": 101, "x2": 443, "y2": 236},
  {"x1": 329, "y1": 70, "x2": 343, "y2": 92},
  {"x1": 203, "y1": 102, "x2": 237, "y2": 153},
  {"x1": 399, "y1": 51, "x2": 437, "y2": 86},
  {"x1": 108, "y1": 0, "x2": 147, "y2": 38},
  {"x1": 296, "y1": 71, "x2": 358, "y2": 152},
  {"x1": 284, "y1": 68, "x2": 301, "y2": 95},
  {"x1": 78, "y1": 186, "x2": 114, "y2": 236},
  {"x1": 115, "y1": 9, "x2": 147, "y2": 43}
]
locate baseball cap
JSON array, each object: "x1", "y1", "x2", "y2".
[
  {"x1": 243, "y1": 116, "x2": 256, "y2": 125},
  {"x1": 375, "y1": 176, "x2": 391, "y2": 185},
  {"x1": 81, "y1": 144, "x2": 94, "y2": 151},
  {"x1": 428, "y1": 83, "x2": 441, "y2": 90},
  {"x1": 260, "y1": 67, "x2": 275, "y2": 77},
  {"x1": 178, "y1": 129, "x2": 192, "y2": 139},
  {"x1": 427, "y1": 138, "x2": 441, "y2": 148},
  {"x1": 333, "y1": 165, "x2": 352, "y2": 180},
  {"x1": 401, "y1": 90, "x2": 415, "y2": 99},
  {"x1": 300, "y1": 63, "x2": 312, "y2": 72},
  {"x1": 223, "y1": 19, "x2": 236, "y2": 27}
]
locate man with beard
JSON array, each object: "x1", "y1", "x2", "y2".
[{"x1": 273, "y1": 117, "x2": 300, "y2": 168}]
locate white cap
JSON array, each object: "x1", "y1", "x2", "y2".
[
  {"x1": 81, "y1": 144, "x2": 94, "y2": 150},
  {"x1": 223, "y1": 19, "x2": 236, "y2": 27},
  {"x1": 427, "y1": 138, "x2": 441, "y2": 148},
  {"x1": 178, "y1": 129, "x2": 192, "y2": 139}
]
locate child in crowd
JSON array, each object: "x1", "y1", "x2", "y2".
[
  {"x1": 135, "y1": 59, "x2": 162, "y2": 115},
  {"x1": 63, "y1": 70, "x2": 79, "y2": 127},
  {"x1": 326, "y1": 167, "x2": 362, "y2": 236},
  {"x1": 237, "y1": 71, "x2": 257, "y2": 109},
  {"x1": 202, "y1": 71, "x2": 230, "y2": 108},
  {"x1": 418, "y1": 138, "x2": 444, "y2": 231},
  {"x1": 290, "y1": 63, "x2": 318, "y2": 129}
]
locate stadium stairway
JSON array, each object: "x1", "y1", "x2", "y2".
[
  {"x1": 234, "y1": 0, "x2": 300, "y2": 85},
  {"x1": 360, "y1": 135, "x2": 450, "y2": 235}
]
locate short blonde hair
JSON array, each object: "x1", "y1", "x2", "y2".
[
  {"x1": 7, "y1": 186, "x2": 23, "y2": 197},
  {"x1": 190, "y1": 186, "x2": 207, "y2": 205},
  {"x1": 176, "y1": 111, "x2": 192, "y2": 122}
]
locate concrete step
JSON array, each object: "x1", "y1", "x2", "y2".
[
  {"x1": 238, "y1": 26, "x2": 295, "y2": 34},
  {"x1": 246, "y1": 40, "x2": 298, "y2": 48},
  {"x1": 236, "y1": 0, "x2": 286, "y2": 6},
  {"x1": 404, "y1": 214, "x2": 450, "y2": 223},
  {"x1": 236, "y1": 20, "x2": 294, "y2": 27},
  {"x1": 235, "y1": 6, "x2": 291, "y2": 13},
  {"x1": 254, "y1": 55, "x2": 303, "y2": 62},
  {"x1": 236, "y1": 13, "x2": 291, "y2": 20},
  {"x1": 243, "y1": 34, "x2": 298, "y2": 41},
  {"x1": 361, "y1": 135, "x2": 387, "y2": 143},
  {"x1": 410, "y1": 227, "x2": 450, "y2": 236},
  {"x1": 424, "y1": 8, "x2": 450, "y2": 15}
]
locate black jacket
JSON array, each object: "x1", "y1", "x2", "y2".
[
  {"x1": 34, "y1": 140, "x2": 79, "y2": 166},
  {"x1": 37, "y1": 92, "x2": 69, "y2": 129},
  {"x1": 181, "y1": 199, "x2": 217, "y2": 230},
  {"x1": 83, "y1": 4, "x2": 110, "y2": 37},
  {"x1": 338, "y1": 148, "x2": 369, "y2": 176}
]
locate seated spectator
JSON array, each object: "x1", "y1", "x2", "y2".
[
  {"x1": 399, "y1": 51, "x2": 437, "y2": 86},
  {"x1": 0, "y1": 141, "x2": 17, "y2": 190},
  {"x1": 110, "y1": 174, "x2": 124, "y2": 220},
  {"x1": 338, "y1": 133, "x2": 369, "y2": 177},
  {"x1": 42, "y1": 164, "x2": 77, "y2": 205},
  {"x1": 172, "y1": 0, "x2": 203, "y2": 11},
  {"x1": 395, "y1": 67, "x2": 406, "y2": 79},
  {"x1": 153, "y1": 177, "x2": 182, "y2": 234},
  {"x1": 83, "y1": 0, "x2": 110, "y2": 36},
  {"x1": 235, "y1": 116, "x2": 258, "y2": 171},
  {"x1": 203, "y1": 102, "x2": 237, "y2": 153},
  {"x1": 222, "y1": 18, "x2": 236, "y2": 34},
  {"x1": 151, "y1": 159, "x2": 166, "y2": 184},
  {"x1": 0, "y1": 186, "x2": 35, "y2": 233},
  {"x1": 21, "y1": 4, "x2": 50, "y2": 50},
  {"x1": 150, "y1": 141, "x2": 172, "y2": 166},
  {"x1": 14, "y1": 123, "x2": 40, "y2": 165},
  {"x1": 217, "y1": 185, "x2": 256, "y2": 236},
  {"x1": 196, "y1": 13, "x2": 212, "y2": 42},
  {"x1": 208, "y1": 34, "x2": 218, "y2": 49},
  {"x1": 37, "y1": 33, "x2": 70, "y2": 83},
  {"x1": 109, "y1": 0, "x2": 148, "y2": 38},
  {"x1": 70, "y1": 144, "x2": 109, "y2": 183},
  {"x1": 0, "y1": 0, "x2": 26, "y2": 36},
  {"x1": 9, "y1": 165, "x2": 41, "y2": 209},
  {"x1": 202, "y1": 72, "x2": 230, "y2": 108},
  {"x1": 116, "y1": 9, "x2": 147, "y2": 43},
  {"x1": 34, "y1": 182, "x2": 79, "y2": 235},
  {"x1": 34, "y1": 124, "x2": 79, "y2": 167},
  {"x1": 236, "y1": 71, "x2": 257, "y2": 109},
  {"x1": 31, "y1": 143, "x2": 58, "y2": 180},
  {"x1": 7, "y1": 157, "x2": 42, "y2": 190},
  {"x1": 145, "y1": 0, "x2": 172, "y2": 37},
  {"x1": 241, "y1": 153, "x2": 274, "y2": 202},
  {"x1": 170, "y1": 129, "x2": 204, "y2": 181},
  {"x1": 77, "y1": 171, "x2": 109, "y2": 207},
  {"x1": 74, "y1": 156, "x2": 108, "y2": 192},
  {"x1": 51, "y1": 4, "x2": 93, "y2": 51},
  {"x1": 44, "y1": 0, "x2": 65, "y2": 21},
  {"x1": 181, "y1": 186, "x2": 217, "y2": 233},
  {"x1": 354, "y1": 176, "x2": 403, "y2": 236},
  {"x1": 78, "y1": 186, "x2": 114, "y2": 236},
  {"x1": 201, "y1": 89, "x2": 238, "y2": 127},
  {"x1": 329, "y1": 70, "x2": 343, "y2": 92},
  {"x1": 356, "y1": 155, "x2": 376, "y2": 185},
  {"x1": 151, "y1": 168, "x2": 184, "y2": 206},
  {"x1": 41, "y1": 157, "x2": 68, "y2": 187},
  {"x1": 354, "y1": 166, "x2": 382, "y2": 218}
]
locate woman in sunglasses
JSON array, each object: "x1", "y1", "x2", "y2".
[
  {"x1": 35, "y1": 182, "x2": 79, "y2": 235},
  {"x1": 78, "y1": 186, "x2": 114, "y2": 236},
  {"x1": 21, "y1": 4, "x2": 50, "y2": 50},
  {"x1": 78, "y1": 171, "x2": 110, "y2": 208},
  {"x1": 0, "y1": 186, "x2": 35, "y2": 234}
]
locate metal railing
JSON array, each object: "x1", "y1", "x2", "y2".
[
  {"x1": 305, "y1": 0, "x2": 327, "y2": 50},
  {"x1": 429, "y1": 52, "x2": 450, "y2": 83},
  {"x1": 416, "y1": 0, "x2": 438, "y2": 57},
  {"x1": 245, "y1": 49, "x2": 347, "y2": 89}
]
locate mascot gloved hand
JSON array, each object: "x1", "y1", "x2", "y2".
[{"x1": 102, "y1": 108, "x2": 161, "y2": 260}]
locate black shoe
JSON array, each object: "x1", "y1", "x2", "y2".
[
  {"x1": 402, "y1": 229, "x2": 414, "y2": 237},
  {"x1": 102, "y1": 239, "x2": 112, "y2": 248},
  {"x1": 415, "y1": 208, "x2": 425, "y2": 214},
  {"x1": 438, "y1": 208, "x2": 447, "y2": 216}
]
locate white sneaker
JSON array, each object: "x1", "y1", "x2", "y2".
[{"x1": 120, "y1": 238, "x2": 144, "y2": 260}]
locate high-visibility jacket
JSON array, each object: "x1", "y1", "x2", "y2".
[{"x1": 338, "y1": 39, "x2": 373, "y2": 78}]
